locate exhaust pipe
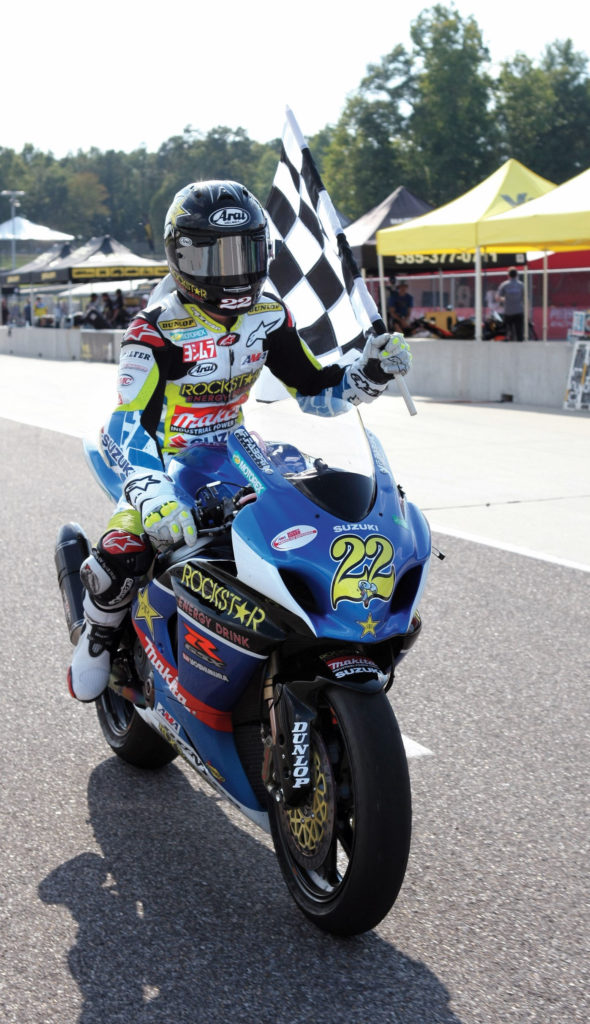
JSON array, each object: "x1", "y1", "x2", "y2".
[{"x1": 55, "y1": 523, "x2": 91, "y2": 645}]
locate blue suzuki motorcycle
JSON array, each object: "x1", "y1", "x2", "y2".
[{"x1": 55, "y1": 397, "x2": 431, "y2": 936}]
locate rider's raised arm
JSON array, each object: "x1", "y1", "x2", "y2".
[{"x1": 262, "y1": 301, "x2": 412, "y2": 417}]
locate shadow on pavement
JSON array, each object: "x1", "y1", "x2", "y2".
[{"x1": 39, "y1": 758, "x2": 464, "y2": 1024}]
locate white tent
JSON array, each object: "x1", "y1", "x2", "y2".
[
  {"x1": 0, "y1": 215, "x2": 74, "y2": 242},
  {"x1": 58, "y1": 279, "x2": 153, "y2": 298}
]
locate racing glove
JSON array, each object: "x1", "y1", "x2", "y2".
[
  {"x1": 343, "y1": 332, "x2": 412, "y2": 404},
  {"x1": 359, "y1": 332, "x2": 412, "y2": 381},
  {"x1": 124, "y1": 470, "x2": 197, "y2": 550}
]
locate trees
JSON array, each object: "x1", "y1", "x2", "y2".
[
  {"x1": 322, "y1": 47, "x2": 412, "y2": 219},
  {"x1": 494, "y1": 40, "x2": 590, "y2": 183},
  {"x1": 322, "y1": 5, "x2": 494, "y2": 215},
  {"x1": 406, "y1": 5, "x2": 495, "y2": 202},
  {"x1": 1, "y1": 6, "x2": 589, "y2": 258}
]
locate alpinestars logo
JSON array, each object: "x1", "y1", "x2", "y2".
[
  {"x1": 123, "y1": 319, "x2": 165, "y2": 348},
  {"x1": 102, "y1": 530, "x2": 147, "y2": 554},
  {"x1": 245, "y1": 316, "x2": 281, "y2": 347},
  {"x1": 125, "y1": 473, "x2": 167, "y2": 503}
]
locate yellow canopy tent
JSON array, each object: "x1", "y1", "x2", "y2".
[
  {"x1": 478, "y1": 167, "x2": 590, "y2": 340},
  {"x1": 479, "y1": 166, "x2": 590, "y2": 251},
  {"x1": 376, "y1": 159, "x2": 556, "y2": 339}
]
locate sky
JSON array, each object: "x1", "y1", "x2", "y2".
[{"x1": 2, "y1": 0, "x2": 587, "y2": 160}]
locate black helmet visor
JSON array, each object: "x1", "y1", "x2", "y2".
[{"x1": 174, "y1": 232, "x2": 267, "y2": 281}]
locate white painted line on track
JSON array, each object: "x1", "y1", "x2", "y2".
[
  {"x1": 427, "y1": 522, "x2": 590, "y2": 573},
  {"x1": 402, "y1": 735, "x2": 433, "y2": 758}
]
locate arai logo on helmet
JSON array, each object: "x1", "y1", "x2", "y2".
[{"x1": 209, "y1": 208, "x2": 251, "y2": 227}]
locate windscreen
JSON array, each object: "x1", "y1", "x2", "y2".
[{"x1": 244, "y1": 394, "x2": 376, "y2": 520}]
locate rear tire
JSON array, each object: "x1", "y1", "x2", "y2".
[
  {"x1": 96, "y1": 689, "x2": 177, "y2": 770},
  {"x1": 268, "y1": 686, "x2": 411, "y2": 936}
]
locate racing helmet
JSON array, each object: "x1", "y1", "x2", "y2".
[{"x1": 164, "y1": 180, "x2": 269, "y2": 314}]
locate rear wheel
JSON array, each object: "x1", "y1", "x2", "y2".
[
  {"x1": 96, "y1": 689, "x2": 177, "y2": 770},
  {"x1": 268, "y1": 686, "x2": 411, "y2": 936}
]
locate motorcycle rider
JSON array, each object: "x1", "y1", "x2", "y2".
[{"x1": 69, "y1": 179, "x2": 412, "y2": 701}]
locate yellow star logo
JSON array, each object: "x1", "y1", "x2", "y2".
[
  {"x1": 357, "y1": 613, "x2": 379, "y2": 637},
  {"x1": 135, "y1": 587, "x2": 162, "y2": 636},
  {"x1": 233, "y1": 600, "x2": 250, "y2": 625}
]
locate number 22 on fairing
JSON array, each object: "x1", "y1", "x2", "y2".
[{"x1": 330, "y1": 534, "x2": 395, "y2": 609}]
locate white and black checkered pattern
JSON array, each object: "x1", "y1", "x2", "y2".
[{"x1": 265, "y1": 115, "x2": 376, "y2": 362}]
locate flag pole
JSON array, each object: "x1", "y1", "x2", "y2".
[{"x1": 284, "y1": 108, "x2": 417, "y2": 416}]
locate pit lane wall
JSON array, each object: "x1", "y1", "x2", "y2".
[
  {"x1": 0, "y1": 327, "x2": 573, "y2": 409},
  {"x1": 0, "y1": 327, "x2": 124, "y2": 364}
]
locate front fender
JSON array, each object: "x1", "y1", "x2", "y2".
[{"x1": 285, "y1": 672, "x2": 388, "y2": 700}]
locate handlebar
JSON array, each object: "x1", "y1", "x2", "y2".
[{"x1": 155, "y1": 483, "x2": 256, "y2": 569}]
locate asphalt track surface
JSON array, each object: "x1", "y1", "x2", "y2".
[{"x1": 1, "y1": 357, "x2": 588, "y2": 1023}]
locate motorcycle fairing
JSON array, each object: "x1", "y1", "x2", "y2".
[
  {"x1": 85, "y1": 416, "x2": 431, "y2": 645},
  {"x1": 132, "y1": 624, "x2": 268, "y2": 818},
  {"x1": 225, "y1": 429, "x2": 431, "y2": 642},
  {"x1": 135, "y1": 702, "x2": 270, "y2": 830}
]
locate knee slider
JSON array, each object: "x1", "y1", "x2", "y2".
[{"x1": 99, "y1": 529, "x2": 153, "y2": 574}]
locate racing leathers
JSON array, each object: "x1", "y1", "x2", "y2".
[{"x1": 69, "y1": 288, "x2": 410, "y2": 700}]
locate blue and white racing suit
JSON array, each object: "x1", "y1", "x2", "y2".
[{"x1": 84, "y1": 287, "x2": 384, "y2": 608}]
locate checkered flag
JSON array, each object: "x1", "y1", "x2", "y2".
[{"x1": 265, "y1": 109, "x2": 379, "y2": 363}]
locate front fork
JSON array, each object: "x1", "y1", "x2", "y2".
[
  {"x1": 261, "y1": 655, "x2": 315, "y2": 808},
  {"x1": 260, "y1": 643, "x2": 396, "y2": 809}
]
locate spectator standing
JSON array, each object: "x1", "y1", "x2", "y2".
[
  {"x1": 1, "y1": 297, "x2": 8, "y2": 325},
  {"x1": 55, "y1": 299, "x2": 68, "y2": 327},
  {"x1": 497, "y1": 268, "x2": 525, "y2": 341},
  {"x1": 33, "y1": 295, "x2": 49, "y2": 325},
  {"x1": 101, "y1": 293, "x2": 115, "y2": 325},
  {"x1": 82, "y1": 294, "x2": 109, "y2": 330},
  {"x1": 388, "y1": 281, "x2": 414, "y2": 332},
  {"x1": 112, "y1": 288, "x2": 128, "y2": 328}
]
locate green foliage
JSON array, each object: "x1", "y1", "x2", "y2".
[
  {"x1": 494, "y1": 40, "x2": 590, "y2": 182},
  {"x1": 322, "y1": 5, "x2": 496, "y2": 214},
  {"x1": 0, "y1": 5, "x2": 588, "y2": 254},
  {"x1": 407, "y1": 5, "x2": 495, "y2": 201}
]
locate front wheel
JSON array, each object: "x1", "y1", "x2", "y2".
[
  {"x1": 96, "y1": 689, "x2": 178, "y2": 770},
  {"x1": 267, "y1": 686, "x2": 411, "y2": 936}
]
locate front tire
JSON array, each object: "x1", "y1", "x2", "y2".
[
  {"x1": 96, "y1": 689, "x2": 178, "y2": 770},
  {"x1": 268, "y1": 686, "x2": 411, "y2": 936}
]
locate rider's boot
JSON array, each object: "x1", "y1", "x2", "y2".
[
  {"x1": 68, "y1": 592, "x2": 127, "y2": 702},
  {"x1": 67, "y1": 526, "x2": 153, "y2": 701}
]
